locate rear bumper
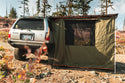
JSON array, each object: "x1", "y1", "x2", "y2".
[{"x1": 8, "y1": 40, "x2": 49, "y2": 49}]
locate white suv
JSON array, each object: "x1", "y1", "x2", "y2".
[{"x1": 8, "y1": 17, "x2": 50, "y2": 59}]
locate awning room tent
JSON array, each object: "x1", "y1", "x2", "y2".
[{"x1": 48, "y1": 14, "x2": 118, "y2": 70}]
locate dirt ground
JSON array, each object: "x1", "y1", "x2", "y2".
[{"x1": 0, "y1": 41, "x2": 125, "y2": 83}]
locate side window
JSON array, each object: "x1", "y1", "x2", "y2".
[{"x1": 65, "y1": 20, "x2": 95, "y2": 46}]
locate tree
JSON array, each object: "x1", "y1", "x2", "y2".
[
  {"x1": 36, "y1": 0, "x2": 40, "y2": 16},
  {"x1": 9, "y1": 7, "x2": 17, "y2": 18},
  {"x1": 73, "y1": 0, "x2": 93, "y2": 15},
  {"x1": 52, "y1": 0, "x2": 93, "y2": 16},
  {"x1": 67, "y1": 0, "x2": 74, "y2": 16},
  {"x1": 42, "y1": 0, "x2": 51, "y2": 17},
  {"x1": 4, "y1": 16, "x2": 8, "y2": 18},
  {"x1": 52, "y1": 1, "x2": 68, "y2": 16},
  {"x1": 101, "y1": 0, "x2": 113, "y2": 15},
  {"x1": 19, "y1": 0, "x2": 30, "y2": 16},
  {"x1": 58, "y1": 2, "x2": 67, "y2": 16},
  {"x1": 24, "y1": 0, "x2": 30, "y2": 16},
  {"x1": 52, "y1": 0, "x2": 75, "y2": 16}
]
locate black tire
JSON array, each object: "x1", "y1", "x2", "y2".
[{"x1": 14, "y1": 48, "x2": 26, "y2": 60}]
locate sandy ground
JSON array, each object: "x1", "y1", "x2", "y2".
[
  {"x1": 0, "y1": 41, "x2": 14, "y2": 50},
  {"x1": 0, "y1": 41, "x2": 125, "y2": 83}
]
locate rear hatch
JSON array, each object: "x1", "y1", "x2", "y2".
[{"x1": 10, "y1": 18, "x2": 45, "y2": 42}]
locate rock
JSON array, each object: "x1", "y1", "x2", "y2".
[
  {"x1": 35, "y1": 75, "x2": 41, "y2": 79},
  {"x1": 122, "y1": 78, "x2": 125, "y2": 81},
  {"x1": 30, "y1": 78, "x2": 36, "y2": 83},
  {"x1": 119, "y1": 78, "x2": 122, "y2": 81},
  {"x1": 101, "y1": 82, "x2": 107, "y2": 83},
  {"x1": 90, "y1": 71, "x2": 99, "y2": 76},
  {"x1": 114, "y1": 76, "x2": 120, "y2": 78},
  {"x1": 40, "y1": 73, "x2": 46, "y2": 78},
  {"x1": 0, "y1": 54, "x2": 2, "y2": 59},
  {"x1": 74, "y1": 80, "x2": 78, "y2": 83},
  {"x1": 101, "y1": 77, "x2": 106, "y2": 80},
  {"x1": 39, "y1": 71, "x2": 52, "y2": 79},
  {"x1": 104, "y1": 76, "x2": 109, "y2": 79},
  {"x1": 40, "y1": 55, "x2": 48, "y2": 60},
  {"x1": 2, "y1": 53, "x2": 5, "y2": 56},
  {"x1": 0, "y1": 53, "x2": 5, "y2": 59},
  {"x1": 90, "y1": 71, "x2": 96, "y2": 74},
  {"x1": 68, "y1": 70, "x2": 72, "y2": 73}
]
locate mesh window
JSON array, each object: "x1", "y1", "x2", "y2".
[
  {"x1": 14, "y1": 19, "x2": 44, "y2": 30},
  {"x1": 65, "y1": 20, "x2": 95, "y2": 46}
]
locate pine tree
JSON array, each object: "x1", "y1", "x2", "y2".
[
  {"x1": 36, "y1": 0, "x2": 40, "y2": 16},
  {"x1": 19, "y1": 0, "x2": 30, "y2": 16},
  {"x1": 52, "y1": 1, "x2": 67, "y2": 16},
  {"x1": 52, "y1": 0, "x2": 93, "y2": 16},
  {"x1": 42, "y1": 0, "x2": 51, "y2": 17},
  {"x1": 58, "y1": 2, "x2": 67, "y2": 16},
  {"x1": 25, "y1": 0, "x2": 30, "y2": 16},
  {"x1": 101, "y1": 0, "x2": 113, "y2": 15},
  {"x1": 9, "y1": 7, "x2": 17, "y2": 18},
  {"x1": 67, "y1": 0, "x2": 73, "y2": 16},
  {"x1": 73, "y1": 0, "x2": 93, "y2": 15}
]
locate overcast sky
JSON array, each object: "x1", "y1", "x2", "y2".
[{"x1": 0, "y1": 0, "x2": 124, "y2": 30}]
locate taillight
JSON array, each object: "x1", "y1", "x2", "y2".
[
  {"x1": 45, "y1": 32, "x2": 50, "y2": 41},
  {"x1": 8, "y1": 34, "x2": 11, "y2": 38}
]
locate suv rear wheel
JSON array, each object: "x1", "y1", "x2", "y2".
[{"x1": 14, "y1": 48, "x2": 26, "y2": 60}]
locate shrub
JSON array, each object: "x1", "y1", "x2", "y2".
[{"x1": 0, "y1": 31, "x2": 9, "y2": 41}]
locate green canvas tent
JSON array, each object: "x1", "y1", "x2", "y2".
[{"x1": 48, "y1": 14, "x2": 118, "y2": 70}]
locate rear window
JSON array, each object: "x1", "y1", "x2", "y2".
[{"x1": 14, "y1": 19, "x2": 44, "y2": 30}]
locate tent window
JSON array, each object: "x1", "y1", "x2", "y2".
[{"x1": 65, "y1": 20, "x2": 95, "y2": 46}]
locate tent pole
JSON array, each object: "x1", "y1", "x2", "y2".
[{"x1": 114, "y1": 30, "x2": 116, "y2": 73}]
